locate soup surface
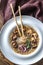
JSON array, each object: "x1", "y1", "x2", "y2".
[{"x1": 9, "y1": 25, "x2": 39, "y2": 55}]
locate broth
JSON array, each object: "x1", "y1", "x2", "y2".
[{"x1": 9, "y1": 25, "x2": 39, "y2": 55}]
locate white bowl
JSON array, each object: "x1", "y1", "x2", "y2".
[
  {"x1": 0, "y1": 16, "x2": 43, "y2": 65},
  {"x1": 0, "y1": 16, "x2": 42, "y2": 59}
]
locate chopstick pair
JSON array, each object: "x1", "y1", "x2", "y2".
[{"x1": 10, "y1": 3, "x2": 24, "y2": 37}]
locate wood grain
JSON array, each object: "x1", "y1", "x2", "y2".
[{"x1": 0, "y1": 11, "x2": 4, "y2": 29}]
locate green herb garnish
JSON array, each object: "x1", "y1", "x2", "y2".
[{"x1": 26, "y1": 39, "x2": 31, "y2": 49}]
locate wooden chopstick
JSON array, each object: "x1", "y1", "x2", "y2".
[
  {"x1": 10, "y1": 3, "x2": 21, "y2": 36},
  {"x1": 18, "y1": 6, "x2": 24, "y2": 36}
]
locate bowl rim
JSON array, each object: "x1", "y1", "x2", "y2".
[{"x1": 0, "y1": 16, "x2": 43, "y2": 64}]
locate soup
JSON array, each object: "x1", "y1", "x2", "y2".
[{"x1": 9, "y1": 25, "x2": 39, "y2": 55}]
